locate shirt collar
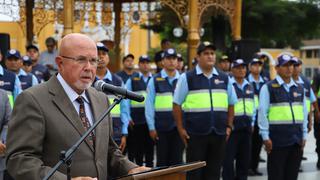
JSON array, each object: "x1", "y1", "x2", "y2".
[
  {"x1": 103, "y1": 69, "x2": 112, "y2": 81},
  {"x1": 139, "y1": 72, "x2": 152, "y2": 78},
  {"x1": 57, "y1": 73, "x2": 90, "y2": 104},
  {"x1": 0, "y1": 65, "x2": 4, "y2": 76},
  {"x1": 275, "y1": 75, "x2": 298, "y2": 88},
  {"x1": 248, "y1": 73, "x2": 264, "y2": 83},
  {"x1": 195, "y1": 64, "x2": 219, "y2": 76},
  {"x1": 230, "y1": 76, "x2": 250, "y2": 88},
  {"x1": 18, "y1": 69, "x2": 28, "y2": 76},
  {"x1": 295, "y1": 76, "x2": 304, "y2": 84},
  {"x1": 160, "y1": 69, "x2": 180, "y2": 79}
]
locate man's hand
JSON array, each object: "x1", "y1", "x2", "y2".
[
  {"x1": 177, "y1": 127, "x2": 189, "y2": 147},
  {"x1": 71, "y1": 177, "x2": 97, "y2": 180},
  {"x1": 0, "y1": 142, "x2": 6, "y2": 155},
  {"x1": 128, "y1": 166, "x2": 151, "y2": 174},
  {"x1": 119, "y1": 136, "x2": 127, "y2": 152},
  {"x1": 301, "y1": 139, "x2": 306, "y2": 150},
  {"x1": 263, "y1": 139, "x2": 272, "y2": 154},
  {"x1": 308, "y1": 121, "x2": 313, "y2": 133},
  {"x1": 226, "y1": 127, "x2": 232, "y2": 141},
  {"x1": 129, "y1": 120, "x2": 135, "y2": 129},
  {"x1": 149, "y1": 130, "x2": 159, "y2": 141}
]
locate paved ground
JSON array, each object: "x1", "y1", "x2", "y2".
[{"x1": 248, "y1": 130, "x2": 320, "y2": 180}]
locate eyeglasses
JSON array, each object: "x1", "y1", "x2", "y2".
[{"x1": 61, "y1": 55, "x2": 99, "y2": 66}]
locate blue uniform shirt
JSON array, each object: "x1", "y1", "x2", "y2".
[
  {"x1": 122, "y1": 72, "x2": 152, "y2": 122},
  {"x1": 258, "y1": 75, "x2": 308, "y2": 141},
  {"x1": 230, "y1": 77, "x2": 257, "y2": 126},
  {"x1": 173, "y1": 65, "x2": 238, "y2": 106},
  {"x1": 17, "y1": 69, "x2": 39, "y2": 87},
  {"x1": 0, "y1": 65, "x2": 22, "y2": 100},
  {"x1": 97, "y1": 69, "x2": 129, "y2": 135},
  {"x1": 247, "y1": 73, "x2": 265, "y2": 90},
  {"x1": 145, "y1": 69, "x2": 180, "y2": 131},
  {"x1": 295, "y1": 76, "x2": 317, "y2": 103}
]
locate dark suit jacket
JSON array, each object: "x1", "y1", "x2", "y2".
[{"x1": 5, "y1": 75, "x2": 137, "y2": 180}]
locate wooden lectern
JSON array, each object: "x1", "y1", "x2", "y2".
[{"x1": 115, "y1": 161, "x2": 206, "y2": 180}]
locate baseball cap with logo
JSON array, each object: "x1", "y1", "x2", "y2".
[
  {"x1": 139, "y1": 55, "x2": 151, "y2": 62},
  {"x1": 291, "y1": 56, "x2": 302, "y2": 65},
  {"x1": 197, "y1": 41, "x2": 216, "y2": 54},
  {"x1": 163, "y1": 48, "x2": 177, "y2": 58},
  {"x1": 22, "y1": 55, "x2": 32, "y2": 65},
  {"x1": 250, "y1": 58, "x2": 263, "y2": 65},
  {"x1": 6, "y1": 49, "x2": 21, "y2": 59},
  {"x1": 96, "y1": 42, "x2": 109, "y2": 52},
  {"x1": 276, "y1": 54, "x2": 295, "y2": 67},
  {"x1": 231, "y1": 59, "x2": 247, "y2": 68}
]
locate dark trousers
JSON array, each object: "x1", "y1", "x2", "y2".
[
  {"x1": 267, "y1": 144, "x2": 303, "y2": 180},
  {"x1": 250, "y1": 124, "x2": 263, "y2": 171},
  {"x1": 186, "y1": 131, "x2": 226, "y2": 180},
  {"x1": 128, "y1": 123, "x2": 154, "y2": 167},
  {"x1": 223, "y1": 129, "x2": 252, "y2": 180},
  {"x1": 156, "y1": 128, "x2": 184, "y2": 167},
  {"x1": 314, "y1": 120, "x2": 320, "y2": 159}
]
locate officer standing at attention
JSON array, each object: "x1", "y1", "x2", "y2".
[
  {"x1": 247, "y1": 58, "x2": 266, "y2": 176},
  {"x1": 123, "y1": 55, "x2": 154, "y2": 167},
  {"x1": 26, "y1": 44, "x2": 51, "y2": 83},
  {"x1": 0, "y1": 50, "x2": 22, "y2": 108},
  {"x1": 94, "y1": 42, "x2": 128, "y2": 152},
  {"x1": 223, "y1": 59, "x2": 256, "y2": 180},
  {"x1": 145, "y1": 48, "x2": 184, "y2": 167},
  {"x1": 173, "y1": 41, "x2": 238, "y2": 180},
  {"x1": 217, "y1": 55, "x2": 231, "y2": 74},
  {"x1": 21, "y1": 56, "x2": 33, "y2": 74},
  {"x1": 5, "y1": 50, "x2": 38, "y2": 90},
  {"x1": 116, "y1": 54, "x2": 138, "y2": 83},
  {"x1": 258, "y1": 54, "x2": 308, "y2": 180}
]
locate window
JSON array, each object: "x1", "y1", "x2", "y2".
[
  {"x1": 305, "y1": 68, "x2": 312, "y2": 78},
  {"x1": 306, "y1": 50, "x2": 313, "y2": 58},
  {"x1": 315, "y1": 50, "x2": 319, "y2": 58}
]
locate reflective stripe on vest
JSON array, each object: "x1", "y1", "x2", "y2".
[
  {"x1": 108, "y1": 95, "x2": 120, "y2": 118},
  {"x1": 155, "y1": 92, "x2": 173, "y2": 112},
  {"x1": 234, "y1": 98, "x2": 254, "y2": 116},
  {"x1": 268, "y1": 102, "x2": 304, "y2": 124},
  {"x1": 131, "y1": 90, "x2": 147, "y2": 108},
  {"x1": 254, "y1": 94, "x2": 259, "y2": 107},
  {"x1": 6, "y1": 91, "x2": 14, "y2": 108},
  {"x1": 183, "y1": 89, "x2": 228, "y2": 112}
]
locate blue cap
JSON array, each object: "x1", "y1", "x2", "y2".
[
  {"x1": 26, "y1": 44, "x2": 39, "y2": 51},
  {"x1": 197, "y1": 41, "x2": 216, "y2": 54},
  {"x1": 250, "y1": 58, "x2": 263, "y2": 65},
  {"x1": 231, "y1": 59, "x2": 247, "y2": 68},
  {"x1": 276, "y1": 54, "x2": 295, "y2": 67},
  {"x1": 22, "y1": 55, "x2": 32, "y2": 65},
  {"x1": 291, "y1": 56, "x2": 302, "y2": 65},
  {"x1": 177, "y1": 53, "x2": 183, "y2": 61},
  {"x1": 139, "y1": 55, "x2": 151, "y2": 62},
  {"x1": 162, "y1": 48, "x2": 177, "y2": 58},
  {"x1": 96, "y1": 42, "x2": 109, "y2": 52},
  {"x1": 6, "y1": 49, "x2": 21, "y2": 59}
]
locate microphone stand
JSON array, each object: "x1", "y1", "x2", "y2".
[{"x1": 43, "y1": 95, "x2": 124, "y2": 180}]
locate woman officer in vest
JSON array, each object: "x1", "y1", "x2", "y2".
[{"x1": 258, "y1": 54, "x2": 308, "y2": 180}]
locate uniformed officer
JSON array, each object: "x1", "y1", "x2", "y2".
[
  {"x1": 176, "y1": 53, "x2": 185, "y2": 74},
  {"x1": 223, "y1": 59, "x2": 256, "y2": 180},
  {"x1": 5, "y1": 51, "x2": 38, "y2": 90},
  {"x1": 26, "y1": 44, "x2": 51, "y2": 83},
  {"x1": 311, "y1": 68, "x2": 320, "y2": 169},
  {"x1": 94, "y1": 42, "x2": 128, "y2": 152},
  {"x1": 21, "y1": 55, "x2": 33, "y2": 74},
  {"x1": 217, "y1": 55, "x2": 231, "y2": 74},
  {"x1": 123, "y1": 55, "x2": 154, "y2": 167},
  {"x1": 258, "y1": 54, "x2": 308, "y2": 180},
  {"x1": 0, "y1": 50, "x2": 22, "y2": 108},
  {"x1": 116, "y1": 54, "x2": 138, "y2": 83},
  {"x1": 145, "y1": 48, "x2": 184, "y2": 167},
  {"x1": 173, "y1": 41, "x2": 238, "y2": 180},
  {"x1": 247, "y1": 58, "x2": 266, "y2": 176}
]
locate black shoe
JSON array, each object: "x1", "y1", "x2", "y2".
[
  {"x1": 302, "y1": 156, "x2": 307, "y2": 161},
  {"x1": 299, "y1": 168, "x2": 303, "y2": 172},
  {"x1": 248, "y1": 169, "x2": 263, "y2": 176},
  {"x1": 317, "y1": 160, "x2": 320, "y2": 170},
  {"x1": 248, "y1": 169, "x2": 255, "y2": 176},
  {"x1": 254, "y1": 170, "x2": 263, "y2": 176}
]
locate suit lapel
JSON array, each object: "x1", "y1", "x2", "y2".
[{"x1": 48, "y1": 76, "x2": 94, "y2": 152}]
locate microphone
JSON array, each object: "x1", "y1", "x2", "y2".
[{"x1": 94, "y1": 80, "x2": 145, "y2": 102}]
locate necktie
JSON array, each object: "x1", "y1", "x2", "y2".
[{"x1": 76, "y1": 96, "x2": 95, "y2": 147}]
